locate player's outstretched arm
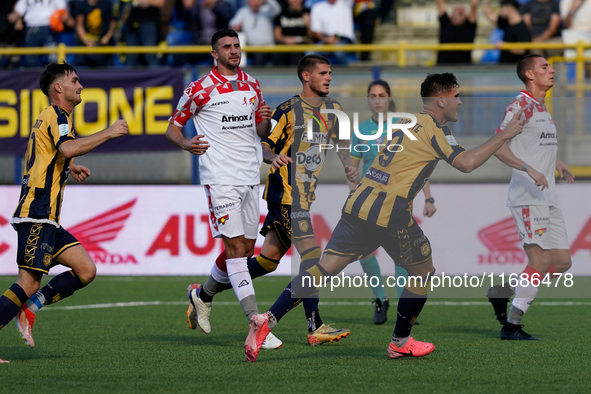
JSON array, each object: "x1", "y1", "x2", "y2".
[
  {"x1": 165, "y1": 123, "x2": 210, "y2": 155},
  {"x1": 453, "y1": 105, "x2": 528, "y2": 173},
  {"x1": 556, "y1": 158, "x2": 575, "y2": 183},
  {"x1": 60, "y1": 119, "x2": 128, "y2": 159},
  {"x1": 494, "y1": 142, "x2": 548, "y2": 190}
]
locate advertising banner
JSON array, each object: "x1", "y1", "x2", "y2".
[
  {"x1": 0, "y1": 69, "x2": 185, "y2": 154},
  {"x1": 0, "y1": 184, "x2": 590, "y2": 279}
]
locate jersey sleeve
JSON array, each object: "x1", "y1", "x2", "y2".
[
  {"x1": 262, "y1": 106, "x2": 288, "y2": 151},
  {"x1": 168, "y1": 81, "x2": 207, "y2": 128},
  {"x1": 253, "y1": 79, "x2": 265, "y2": 125},
  {"x1": 328, "y1": 99, "x2": 342, "y2": 141},
  {"x1": 52, "y1": 108, "x2": 75, "y2": 150},
  {"x1": 427, "y1": 121, "x2": 466, "y2": 165}
]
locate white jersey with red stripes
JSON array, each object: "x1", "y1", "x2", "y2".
[
  {"x1": 497, "y1": 91, "x2": 558, "y2": 207},
  {"x1": 169, "y1": 67, "x2": 265, "y2": 185}
]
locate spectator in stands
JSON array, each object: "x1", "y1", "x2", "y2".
[
  {"x1": 120, "y1": 0, "x2": 165, "y2": 67},
  {"x1": 484, "y1": 0, "x2": 531, "y2": 63},
  {"x1": 560, "y1": 0, "x2": 591, "y2": 75},
  {"x1": 379, "y1": 0, "x2": 396, "y2": 23},
  {"x1": 180, "y1": 0, "x2": 233, "y2": 65},
  {"x1": 522, "y1": 0, "x2": 561, "y2": 57},
  {"x1": 353, "y1": 0, "x2": 378, "y2": 61},
  {"x1": 436, "y1": 0, "x2": 478, "y2": 64},
  {"x1": 274, "y1": 0, "x2": 311, "y2": 66},
  {"x1": 75, "y1": 0, "x2": 117, "y2": 67},
  {"x1": 0, "y1": 0, "x2": 23, "y2": 68},
  {"x1": 309, "y1": 0, "x2": 355, "y2": 65},
  {"x1": 9, "y1": 0, "x2": 74, "y2": 67},
  {"x1": 230, "y1": 0, "x2": 281, "y2": 65}
]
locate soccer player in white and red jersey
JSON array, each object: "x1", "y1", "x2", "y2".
[
  {"x1": 487, "y1": 54, "x2": 574, "y2": 340},
  {"x1": 165, "y1": 28, "x2": 273, "y2": 360}
]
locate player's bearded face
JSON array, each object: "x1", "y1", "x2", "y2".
[
  {"x1": 214, "y1": 36, "x2": 242, "y2": 69},
  {"x1": 308, "y1": 63, "x2": 332, "y2": 97}
]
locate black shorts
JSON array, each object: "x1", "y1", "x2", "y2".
[
  {"x1": 260, "y1": 202, "x2": 314, "y2": 249},
  {"x1": 15, "y1": 222, "x2": 80, "y2": 274},
  {"x1": 324, "y1": 212, "x2": 432, "y2": 268}
]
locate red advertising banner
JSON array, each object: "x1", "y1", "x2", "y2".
[
  {"x1": 1, "y1": 184, "x2": 590, "y2": 278},
  {"x1": 0, "y1": 69, "x2": 185, "y2": 154}
]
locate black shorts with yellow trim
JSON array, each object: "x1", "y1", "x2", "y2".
[
  {"x1": 260, "y1": 202, "x2": 315, "y2": 249},
  {"x1": 324, "y1": 212, "x2": 432, "y2": 268},
  {"x1": 15, "y1": 222, "x2": 80, "y2": 274}
]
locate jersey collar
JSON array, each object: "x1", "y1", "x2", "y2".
[
  {"x1": 519, "y1": 90, "x2": 542, "y2": 104},
  {"x1": 211, "y1": 66, "x2": 242, "y2": 82}
]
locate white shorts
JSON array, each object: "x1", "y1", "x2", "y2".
[
  {"x1": 510, "y1": 205, "x2": 569, "y2": 250},
  {"x1": 204, "y1": 184, "x2": 260, "y2": 239}
]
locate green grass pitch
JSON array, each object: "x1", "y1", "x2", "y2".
[{"x1": 1, "y1": 276, "x2": 590, "y2": 393}]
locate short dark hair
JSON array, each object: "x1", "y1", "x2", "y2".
[
  {"x1": 500, "y1": 0, "x2": 520, "y2": 10},
  {"x1": 211, "y1": 29, "x2": 239, "y2": 51},
  {"x1": 420, "y1": 73, "x2": 459, "y2": 100},
  {"x1": 367, "y1": 79, "x2": 396, "y2": 111},
  {"x1": 297, "y1": 54, "x2": 330, "y2": 82},
  {"x1": 517, "y1": 54, "x2": 544, "y2": 84},
  {"x1": 39, "y1": 62, "x2": 77, "y2": 97}
]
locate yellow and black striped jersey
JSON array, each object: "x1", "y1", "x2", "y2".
[
  {"x1": 262, "y1": 95, "x2": 340, "y2": 210},
  {"x1": 345, "y1": 112, "x2": 466, "y2": 228},
  {"x1": 12, "y1": 106, "x2": 76, "y2": 228}
]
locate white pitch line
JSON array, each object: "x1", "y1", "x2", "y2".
[{"x1": 42, "y1": 300, "x2": 591, "y2": 311}]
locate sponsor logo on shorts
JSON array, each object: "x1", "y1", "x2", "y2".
[
  {"x1": 298, "y1": 220, "x2": 309, "y2": 233},
  {"x1": 215, "y1": 202, "x2": 235, "y2": 211},
  {"x1": 291, "y1": 211, "x2": 311, "y2": 219},
  {"x1": 534, "y1": 227, "x2": 547, "y2": 236},
  {"x1": 421, "y1": 243, "x2": 431, "y2": 256},
  {"x1": 218, "y1": 215, "x2": 229, "y2": 226}
]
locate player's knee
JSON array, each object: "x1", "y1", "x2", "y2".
[
  {"x1": 76, "y1": 260, "x2": 97, "y2": 285},
  {"x1": 553, "y1": 258, "x2": 572, "y2": 273},
  {"x1": 18, "y1": 280, "x2": 41, "y2": 297},
  {"x1": 404, "y1": 269, "x2": 435, "y2": 296},
  {"x1": 17, "y1": 269, "x2": 42, "y2": 296}
]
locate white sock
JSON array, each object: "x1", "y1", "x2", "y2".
[
  {"x1": 226, "y1": 257, "x2": 258, "y2": 318},
  {"x1": 508, "y1": 280, "x2": 539, "y2": 324}
]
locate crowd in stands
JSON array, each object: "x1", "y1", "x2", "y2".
[
  {"x1": 439, "y1": 0, "x2": 591, "y2": 64},
  {"x1": 0, "y1": 0, "x2": 590, "y2": 68}
]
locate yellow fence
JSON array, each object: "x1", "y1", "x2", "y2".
[{"x1": 1, "y1": 41, "x2": 590, "y2": 86}]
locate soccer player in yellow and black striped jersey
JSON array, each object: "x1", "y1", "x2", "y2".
[
  {"x1": 186, "y1": 55, "x2": 358, "y2": 356},
  {"x1": 256, "y1": 73, "x2": 529, "y2": 360},
  {"x1": 0, "y1": 63, "x2": 127, "y2": 355}
]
